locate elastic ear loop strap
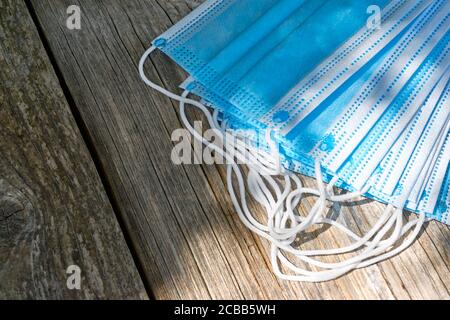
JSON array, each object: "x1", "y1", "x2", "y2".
[
  {"x1": 179, "y1": 89, "x2": 425, "y2": 280},
  {"x1": 140, "y1": 46, "x2": 426, "y2": 282}
]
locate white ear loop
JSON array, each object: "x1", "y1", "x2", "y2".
[
  {"x1": 179, "y1": 90, "x2": 425, "y2": 279},
  {"x1": 139, "y1": 46, "x2": 426, "y2": 282}
]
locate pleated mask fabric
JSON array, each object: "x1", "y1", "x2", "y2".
[{"x1": 174, "y1": 0, "x2": 430, "y2": 126}]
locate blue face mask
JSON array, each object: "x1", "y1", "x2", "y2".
[
  {"x1": 180, "y1": 0, "x2": 436, "y2": 139},
  {"x1": 282, "y1": 0, "x2": 449, "y2": 195},
  {"x1": 140, "y1": 0, "x2": 450, "y2": 282},
  {"x1": 335, "y1": 31, "x2": 449, "y2": 191},
  {"x1": 156, "y1": 0, "x2": 410, "y2": 119},
  {"x1": 181, "y1": 0, "x2": 430, "y2": 123},
  {"x1": 182, "y1": 0, "x2": 449, "y2": 220}
]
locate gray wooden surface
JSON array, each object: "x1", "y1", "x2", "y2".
[
  {"x1": 1, "y1": 0, "x2": 448, "y2": 299},
  {"x1": 0, "y1": 0, "x2": 147, "y2": 299}
]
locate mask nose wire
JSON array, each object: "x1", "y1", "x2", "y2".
[{"x1": 140, "y1": 45, "x2": 426, "y2": 282}]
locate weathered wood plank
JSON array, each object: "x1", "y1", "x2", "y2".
[
  {"x1": 0, "y1": 0, "x2": 147, "y2": 299},
  {"x1": 30, "y1": 0, "x2": 449, "y2": 299}
]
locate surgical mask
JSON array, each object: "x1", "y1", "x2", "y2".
[
  {"x1": 282, "y1": 38, "x2": 449, "y2": 223},
  {"x1": 278, "y1": 3, "x2": 449, "y2": 182},
  {"x1": 184, "y1": 0, "x2": 446, "y2": 172},
  {"x1": 334, "y1": 29, "x2": 450, "y2": 193},
  {"x1": 312, "y1": 1, "x2": 449, "y2": 176},
  {"x1": 267, "y1": 0, "x2": 432, "y2": 131},
  {"x1": 178, "y1": 0, "x2": 430, "y2": 126},
  {"x1": 140, "y1": 0, "x2": 449, "y2": 282},
  {"x1": 173, "y1": 1, "x2": 449, "y2": 272}
]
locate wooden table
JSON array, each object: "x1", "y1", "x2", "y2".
[{"x1": 1, "y1": 0, "x2": 449, "y2": 300}]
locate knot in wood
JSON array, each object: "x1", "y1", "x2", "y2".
[{"x1": 0, "y1": 181, "x2": 30, "y2": 246}]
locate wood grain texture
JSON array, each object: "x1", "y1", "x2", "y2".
[
  {"x1": 30, "y1": 0, "x2": 450, "y2": 300},
  {"x1": 0, "y1": 0, "x2": 147, "y2": 299}
]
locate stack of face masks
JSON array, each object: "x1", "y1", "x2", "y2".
[{"x1": 140, "y1": 0, "x2": 450, "y2": 282}]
